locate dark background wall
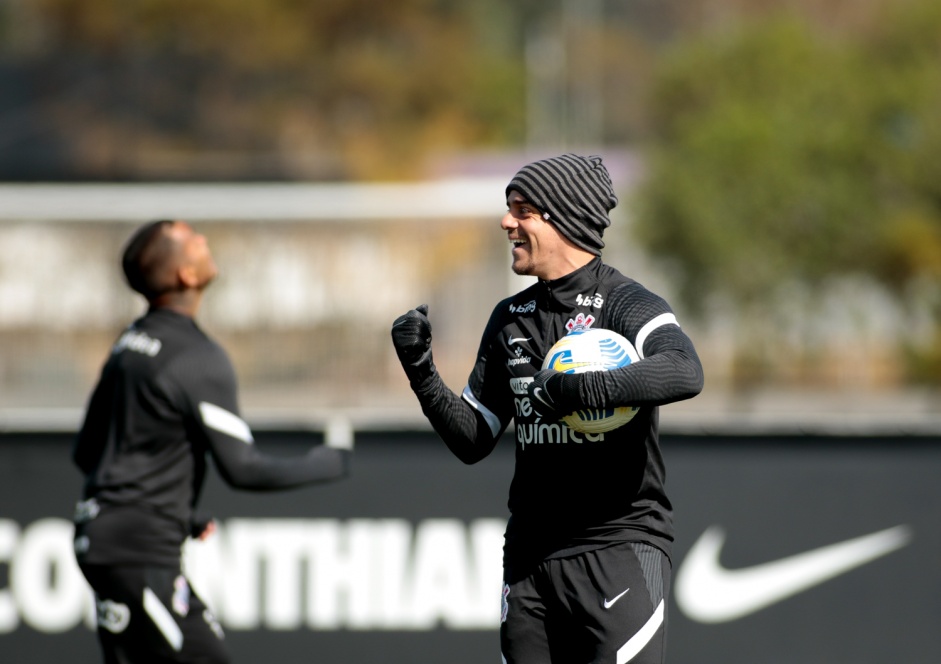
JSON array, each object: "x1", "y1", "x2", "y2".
[{"x1": 2, "y1": 430, "x2": 939, "y2": 664}]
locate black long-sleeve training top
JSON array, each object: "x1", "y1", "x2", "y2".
[
  {"x1": 73, "y1": 307, "x2": 349, "y2": 566},
  {"x1": 411, "y1": 258, "x2": 703, "y2": 577}
]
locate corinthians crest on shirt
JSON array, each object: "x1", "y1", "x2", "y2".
[{"x1": 566, "y1": 312, "x2": 595, "y2": 332}]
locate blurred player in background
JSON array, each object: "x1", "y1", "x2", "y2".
[
  {"x1": 72, "y1": 219, "x2": 352, "y2": 664},
  {"x1": 391, "y1": 154, "x2": 703, "y2": 663}
]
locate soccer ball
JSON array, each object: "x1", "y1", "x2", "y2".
[{"x1": 541, "y1": 328, "x2": 640, "y2": 433}]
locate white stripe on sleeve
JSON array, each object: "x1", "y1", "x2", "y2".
[
  {"x1": 462, "y1": 385, "x2": 502, "y2": 439},
  {"x1": 199, "y1": 401, "x2": 254, "y2": 443},
  {"x1": 634, "y1": 313, "x2": 678, "y2": 360}
]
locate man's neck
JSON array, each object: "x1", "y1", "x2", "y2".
[
  {"x1": 540, "y1": 252, "x2": 596, "y2": 282},
  {"x1": 149, "y1": 290, "x2": 203, "y2": 318}
]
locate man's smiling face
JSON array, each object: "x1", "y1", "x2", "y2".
[{"x1": 501, "y1": 191, "x2": 575, "y2": 281}]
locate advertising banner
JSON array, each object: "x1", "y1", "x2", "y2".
[{"x1": 1, "y1": 431, "x2": 938, "y2": 663}]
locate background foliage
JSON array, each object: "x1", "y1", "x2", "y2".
[
  {"x1": 633, "y1": 0, "x2": 941, "y2": 383},
  {"x1": 2, "y1": 0, "x2": 530, "y2": 179}
]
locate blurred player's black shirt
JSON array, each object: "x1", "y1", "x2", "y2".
[{"x1": 73, "y1": 307, "x2": 347, "y2": 566}]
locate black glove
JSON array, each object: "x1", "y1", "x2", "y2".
[
  {"x1": 391, "y1": 304, "x2": 436, "y2": 385},
  {"x1": 527, "y1": 369, "x2": 582, "y2": 422}
]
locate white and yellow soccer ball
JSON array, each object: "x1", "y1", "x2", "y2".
[{"x1": 541, "y1": 328, "x2": 640, "y2": 433}]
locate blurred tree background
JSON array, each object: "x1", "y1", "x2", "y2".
[
  {"x1": 0, "y1": 0, "x2": 530, "y2": 180},
  {"x1": 633, "y1": 0, "x2": 941, "y2": 386},
  {"x1": 2, "y1": 0, "x2": 940, "y2": 391}
]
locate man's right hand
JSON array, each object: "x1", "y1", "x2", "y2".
[{"x1": 391, "y1": 304, "x2": 436, "y2": 384}]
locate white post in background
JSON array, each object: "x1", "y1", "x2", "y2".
[
  {"x1": 525, "y1": 0, "x2": 604, "y2": 152},
  {"x1": 564, "y1": 0, "x2": 604, "y2": 150}
]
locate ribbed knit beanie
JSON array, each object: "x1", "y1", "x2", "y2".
[{"x1": 505, "y1": 153, "x2": 617, "y2": 256}]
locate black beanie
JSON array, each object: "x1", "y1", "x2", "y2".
[{"x1": 505, "y1": 153, "x2": 618, "y2": 256}]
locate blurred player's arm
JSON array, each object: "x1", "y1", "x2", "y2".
[
  {"x1": 201, "y1": 407, "x2": 351, "y2": 490},
  {"x1": 176, "y1": 346, "x2": 351, "y2": 490}
]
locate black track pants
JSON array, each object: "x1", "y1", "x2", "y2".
[
  {"x1": 80, "y1": 564, "x2": 229, "y2": 664},
  {"x1": 501, "y1": 542, "x2": 671, "y2": 664}
]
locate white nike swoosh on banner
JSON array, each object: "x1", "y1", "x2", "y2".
[{"x1": 674, "y1": 524, "x2": 912, "y2": 623}]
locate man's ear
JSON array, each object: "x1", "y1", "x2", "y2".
[{"x1": 177, "y1": 263, "x2": 199, "y2": 289}]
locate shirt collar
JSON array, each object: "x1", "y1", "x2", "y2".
[{"x1": 539, "y1": 257, "x2": 603, "y2": 309}]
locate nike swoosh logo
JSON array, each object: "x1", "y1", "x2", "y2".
[
  {"x1": 532, "y1": 387, "x2": 547, "y2": 406},
  {"x1": 508, "y1": 335, "x2": 531, "y2": 345},
  {"x1": 674, "y1": 524, "x2": 912, "y2": 623},
  {"x1": 603, "y1": 587, "x2": 630, "y2": 609}
]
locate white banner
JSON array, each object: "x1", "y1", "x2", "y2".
[{"x1": 0, "y1": 517, "x2": 506, "y2": 634}]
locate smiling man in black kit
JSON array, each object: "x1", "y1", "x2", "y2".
[{"x1": 392, "y1": 154, "x2": 703, "y2": 663}]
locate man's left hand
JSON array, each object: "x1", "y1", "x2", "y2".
[{"x1": 527, "y1": 370, "x2": 580, "y2": 421}]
